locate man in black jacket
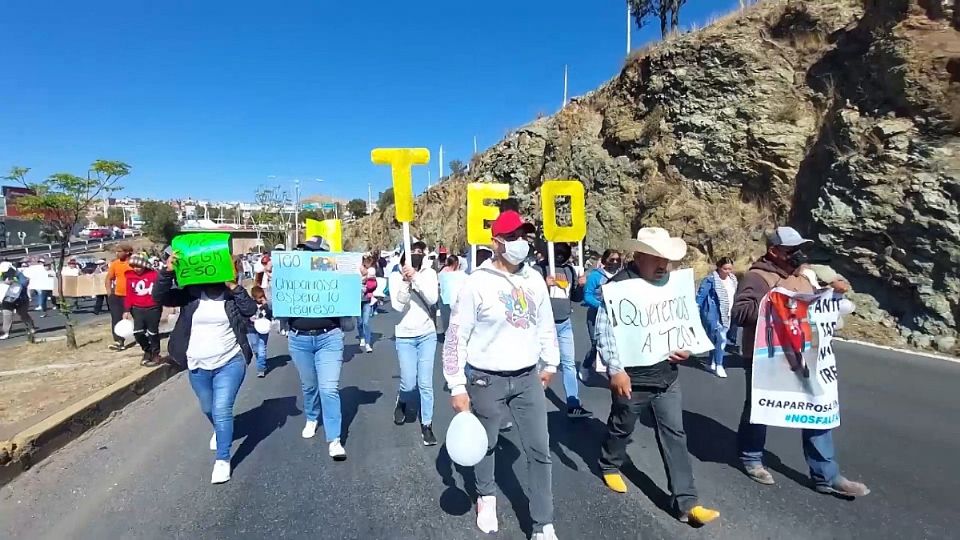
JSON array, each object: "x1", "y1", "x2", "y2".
[{"x1": 595, "y1": 228, "x2": 719, "y2": 526}]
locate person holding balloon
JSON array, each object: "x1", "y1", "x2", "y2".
[
  {"x1": 246, "y1": 285, "x2": 273, "y2": 378},
  {"x1": 442, "y1": 210, "x2": 560, "y2": 540},
  {"x1": 122, "y1": 254, "x2": 163, "y2": 367},
  {"x1": 153, "y1": 251, "x2": 258, "y2": 485}
]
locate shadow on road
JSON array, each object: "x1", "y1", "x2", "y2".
[
  {"x1": 679, "y1": 410, "x2": 811, "y2": 489},
  {"x1": 434, "y1": 424, "x2": 534, "y2": 536},
  {"x1": 340, "y1": 386, "x2": 382, "y2": 444},
  {"x1": 232, "y1": 396, "x2": 302, "y2": 470},
  {"x1": 264, "y1": 354, "x2": 291, "y2": 375},
  {"x1": 435, "y1": 445, "x2": 475, "y2": 517},
  {"x1": 544, "y1": 388, "x2": 606, "y2": 475}
]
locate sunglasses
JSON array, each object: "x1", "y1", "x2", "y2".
[
  {"x1": 498, "y1": 231, "x2": 527, "y2": 242},
  {"x1": 606, "y1": 258, "x2": 621, "y2": 264}
]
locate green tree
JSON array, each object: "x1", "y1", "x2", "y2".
[
  {"x1": 628, "y1": 0, "x2": 687, "y2": 38},
  {"x1": 5, "y1": 160, "x2": 130, "y2": 348},
  {"x1": 377, "y1": 187, "x2": 394, "y2": 212},
  {"x1": 449, "y1": 159, "x2": 467, "y2": 175},
  {"x1": 346, "y1": 198, "x2": 367, "y2": 217},
  {"x1": 104, "y1": 207, "x2": 126, "y2": 227},
  {"x1": 254, "y1": 186, "x2": 289, "y2": 247},
  {"x1": 140, "y1": 200, "x2": 180, "y2": 243}
]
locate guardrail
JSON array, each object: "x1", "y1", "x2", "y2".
[{"x1": 0, "y1": 235, "x2": 140, "y2": 262}]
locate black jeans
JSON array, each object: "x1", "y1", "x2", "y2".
[
  {"x1": 109, "y1": 295, "x2": 126, "y2": 344},
  {"x1": 131, "y1": 305, "x2": 162, "y2": 354},
  {"x1": 599, "y1": 378, "x2": 699, "y2": 513},
  {"x1": 94, "y1": 295, "x2": 108, "y2": 315}
]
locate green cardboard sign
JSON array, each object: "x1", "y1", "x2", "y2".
[{"x1": 171, "y1": 233, "x2": 234, "y2": 286}]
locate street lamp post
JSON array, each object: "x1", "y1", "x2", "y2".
[{"x1": 293, "y1": 179, "x2": 301, "y2": 247}]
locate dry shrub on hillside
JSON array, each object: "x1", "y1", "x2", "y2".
[{"x1": 769, "y1": 1, "x2": 828, "y2": 53}]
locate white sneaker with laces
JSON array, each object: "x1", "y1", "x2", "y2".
[
  {"x1": 209, "y1": 432, "x2": 217, "y2": 451},
  {"x1": 364, "y1": 344, "x2": 373, "y2": 353},
  {"x1": 716, "y1": 365, "x2": 728, "y2": 378},
  {"x1": 476, "y1": 496, "x2": 498, "y2": 534},
  {"x1": 532, "y1": 524, "x2": 559, "y2": 540},
  {"x1": 328, "y1": 438, "x2": 347, "y2": 461},
  {"x1": 302, "y1": 420, "x2": 318, "y2": 439},
  {"x1": 210, "y1": 460, "x2": 231, "y2": 484},
  {"x1": 359, "y1": 339, "x2": 366, "y2": 348},
  {"x1": 709, "y1": 362, "x2": 717, "y2": 372},
  {"x1": 0, "y1": 333, "x2": 9, "y2": 340}
]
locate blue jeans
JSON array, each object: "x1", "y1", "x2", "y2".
[
  {"x1": 738, "y1": 367, "x2": 840, "y2": 488},
  {"x1": 710, "y1": 324, "x2": 729, "y2": 367},
  {"x1": 555, "y1": 318, "x2": 580, "y2": 407},
  {"x1": 358, "y1": 302, "x2": 375, "y2": 344},
  {"x1": 246, "y1": 332, "x2": 269, "y2": 372},
  {"x1": 288, "y1": 329, "x2": 345, "y2": 442},
  {"x1": 188, "y1": 354, "x2": 247, "y2": 461},
  {"x1": 396, "y1": 332, "x2": 438, "y2": 426}
]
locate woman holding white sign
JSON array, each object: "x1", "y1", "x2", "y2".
[{"x1": 595, "y1": 227, "x2": 720, "y2": 526}]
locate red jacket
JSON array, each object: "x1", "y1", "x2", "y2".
[
  {"x1": 363, "y1": 277, "x2": 378, "y2": 301},
  {"x1": 124, "y1": 269, "x2": 159, "y2": 310}
]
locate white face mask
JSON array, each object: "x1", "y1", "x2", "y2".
[{"x1": 500, "y1": 239, "x2": 529, "y2": 265}]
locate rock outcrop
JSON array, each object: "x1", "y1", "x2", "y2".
[{"x1": 346, "y1": 0, "x2": 960, "y2": 352}]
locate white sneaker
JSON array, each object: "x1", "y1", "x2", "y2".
[
  {"x1": 210, "y1": 460, "x2": 231, "y2": 484},
  {"x1": 709, "y1": 362, "x2": 717, "y2": 373},
  {"x1": 716, "y1": 365, "x2": 728, "y2": 379},
  {"x1": 0, "y1": 333, "x2": 8, "y2": 340},
  {"x1": 359, "y1": 339, "x2": 366, "y2": 348},
  {"x1": 328, "y1": 438, "x2": 347, "y2": 461},
  {"x1": 476, "y1": 495, "x2": 498, "y2": 534},
  {"x1": 364, "y1": 344, "x2": 373, "y2": 353},
  {"x1": 302, "y1": 420, "x2": 318, "y2": 439},
  {"x1": 209, "y1": 432, "x2": 217, "y2": 451},
  {"x1": 532, "y1": 524, "x2": 559, "y2": 540}
]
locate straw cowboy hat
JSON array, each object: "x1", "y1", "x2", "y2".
[{"x1": 624, "y1": 227, "x2": 688, "y2": 261}]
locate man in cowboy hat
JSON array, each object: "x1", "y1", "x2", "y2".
[{"x1": 596, "y1": 227, "x2": 720, "y2": 526}]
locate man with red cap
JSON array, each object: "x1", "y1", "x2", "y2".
[{"x1": 443, "y1": 210, "x2": 560, "y2": 540}]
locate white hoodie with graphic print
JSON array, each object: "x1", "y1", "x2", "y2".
[{"x1": 442, "y1": 260, "x2": 560, "y2": 396}]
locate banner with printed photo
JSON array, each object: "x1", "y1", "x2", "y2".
[
  {"x1": 749, "y1": 287, "x2": 841, "y2": 429},
  {"x1": 271, "y1": 251, "x2": 362, "y2": 318},
  {"x1": 600, "y1": 268, "x2": 713, "y2": 367}
]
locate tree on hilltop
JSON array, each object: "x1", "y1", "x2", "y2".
[{"x1": 628, "y1": 0, "x2": 688, "y2": 38}]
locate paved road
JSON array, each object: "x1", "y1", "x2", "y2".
[
  {"x1": 2, "y1": 307, "x2": 958, "y2": 539},
  {"x1": 0, "y1": 299, "x2": 109, "y2": 347}
]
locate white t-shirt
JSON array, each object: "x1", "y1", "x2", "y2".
[
  {"x1": 61, "y1": 267, "x2": 81, "y2": 277},
  {"x1": 720, "y1": 276, "x2": 736, "y2": 303},
  {"x1": 186, "y1": 293, "x2": 241, "y2": 371}
]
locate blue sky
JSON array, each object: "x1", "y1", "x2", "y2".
[{"x1": 1, "y1": 0, "x2": 739, "y2": 203}]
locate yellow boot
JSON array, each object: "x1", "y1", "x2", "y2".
[
  {"x1": 603, "y1": 473, "x2": 628, "y2": 494},
  {"x1": 681, "y1": 505, "x2": 720, "y2": 526}
]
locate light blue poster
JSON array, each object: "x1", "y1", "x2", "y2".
[
  {"x1": 439, "y1": 271, "x2": 467, "y2": 305},
  {"x1": 271, "y1": 251, "x2": 362, "y2": 317}
]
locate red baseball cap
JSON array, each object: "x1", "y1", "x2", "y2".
[{"x1": 491, "y1": 210, "x2": 535, "y2": 237}]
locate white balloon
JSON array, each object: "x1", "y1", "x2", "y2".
[
  {"x1": 445, "y1": 411, "x2": 489, "y2": 467},
  {"x1": 114, "y1": 319, "x2": 135, "y2": 340},
  {"x1": 254, "y1": 318, "x2": 272, "y2": 335}
]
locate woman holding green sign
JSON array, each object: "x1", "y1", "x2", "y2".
[{"x1": 154, "y1": 251, "x2": 258, "y2": 485}]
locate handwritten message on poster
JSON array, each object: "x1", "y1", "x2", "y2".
[
  {"x1": 271, "y1": 251, "x2": 361, "y2": 318},
  {"x1": 171, "y1": 233, "x2": 234, "y2": 286},
  {"x1": 600, "y1": 268, "x2": 713, "y2": 367},
  {"x1": 749, "y1": 288, "x2": 841, "y2": 429}
]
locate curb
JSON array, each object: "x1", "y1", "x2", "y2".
[
  {"x1": 0, "y1": 362, "x2": 178, "y2": 487},
  {"x1": 834, "y1": 337, "x2": 960, "y2": 365}
]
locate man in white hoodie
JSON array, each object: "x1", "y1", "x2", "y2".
[
  {"x1": 443, "y1": 210, "x2": 560, "y2": 540},
  {"x1": 389, "y1": 241, "x2": 440, "y2": 446}
]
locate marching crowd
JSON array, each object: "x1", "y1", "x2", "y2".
[{"x1": 3, "y1": 209, "x2": 869, "y2": 540}]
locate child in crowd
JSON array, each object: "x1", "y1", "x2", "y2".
[{"x1": 247, "y1": 285, "x2": 273, "y2": 378}]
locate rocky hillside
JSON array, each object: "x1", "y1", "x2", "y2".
[{"x1": 346, "y1": 0, "x2": 960, "y2": 352}]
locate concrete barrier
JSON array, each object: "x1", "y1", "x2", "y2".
[{"x1": 0, "y1": 362, "x2": 179, "y2": 487}]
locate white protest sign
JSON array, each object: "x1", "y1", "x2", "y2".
[
  {"x1": 600, "y1": 268, "x2": 713, "y2": 367},
  {"x1": 749, "y1": 287, "x2": 842, "y2": 429}
]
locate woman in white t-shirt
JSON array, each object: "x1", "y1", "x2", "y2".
[
  {"x1": 695, "y1": 257, "x2": 739, "y2": 379},
  {"x1": 154, "y1": 253, "x2": 258, "y2": 485}
]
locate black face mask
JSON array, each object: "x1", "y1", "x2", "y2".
[
  {"x1": 787, "y1": 249, "x2": 809, "y2": 268},
  {"x1": 410, "y1": 253, "x2": 425, "y2": 269}
]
